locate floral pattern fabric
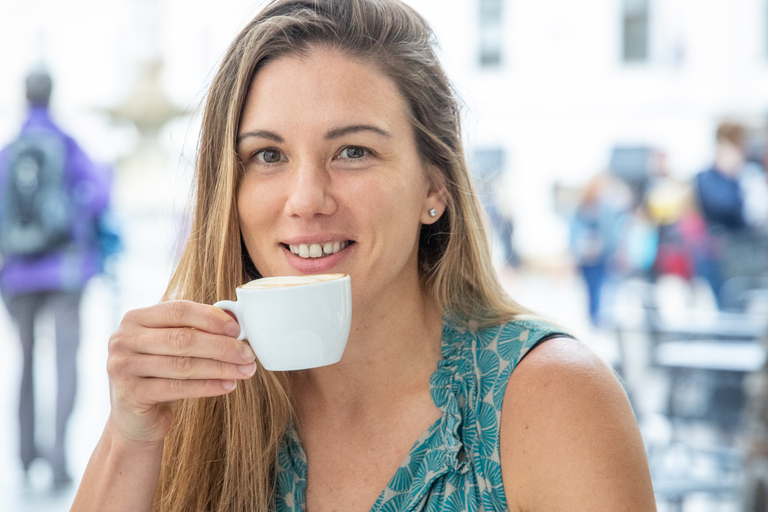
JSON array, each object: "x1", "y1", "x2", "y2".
[{"x1": 274, "y1": 318, "x2": 566, "y2": 511}]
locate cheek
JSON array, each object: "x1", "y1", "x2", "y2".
[
  {"x1": 361, "y1": 187, "x2": 425, "y2": 245},
  {"x1": 355, "y1": 169, "x2": 428, "y2": 210},
  {"x1": 236, "y1": 182, "x2": 272, "y2": 252},
  {"x1": 236, "y1": 192, "x2": 254, "y2": 238},
  {"x1": 237, "y1": 178, "x2": 280, "y2": 226}
]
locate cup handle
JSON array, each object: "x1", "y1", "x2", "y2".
[{"x1": 213, "y1": 300, "x2": 246, "y2": 340}]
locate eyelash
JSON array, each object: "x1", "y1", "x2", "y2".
[
  {"x1": 252, "y1": 148, "x2": 285, "y2": 165},
  {"x1": 249, "y1": 145, "x2": 374, "y2": 165},
  {"x1": 336, "y1": 146, "x2": 372, "y2": 160}
]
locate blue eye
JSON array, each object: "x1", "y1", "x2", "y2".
[
  {"x1": 255, "y1": 148, "x2": 284, "y2": 164},
  {"x1": 339, "y1": 146, "x2": 367, "y2": 159}
]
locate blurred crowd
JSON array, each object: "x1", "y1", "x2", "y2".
[
  {"x1": 563, "y1": 121, "x2": 768, "y2": 326},
  {"x1": 476, "y1": 119, "x2": 768, "y2": 328}
]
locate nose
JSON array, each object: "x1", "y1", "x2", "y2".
[{"x1": 284, "y1": 158, "x2": 338, "y2": 218}]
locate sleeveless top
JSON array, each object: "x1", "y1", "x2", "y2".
[{"x1": 274, "y1": 318, "x2": 568, "y2": 511}]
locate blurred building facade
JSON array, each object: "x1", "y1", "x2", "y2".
[
  {"x1": 1, "y1": 0, "x2": 768, "y2": 263},
  {"x1": 410, "y1": 0, "x2": 768, "y2": 263}
]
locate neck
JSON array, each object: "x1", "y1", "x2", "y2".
[{"x1": 289, "y1": 277, "x2": 444, "y2": 421}]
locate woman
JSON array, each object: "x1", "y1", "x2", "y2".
[{"x1": 72, "y1": 0, "x2": 656, "y2": 510}]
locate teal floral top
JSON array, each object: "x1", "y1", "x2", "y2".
[{"x1": 274, "y1": 318, "x2": 567, "y2": 511}]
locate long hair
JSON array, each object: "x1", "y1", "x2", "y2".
[{"x1": 155, "y1": 0, "x2": 529, "y2": 510}]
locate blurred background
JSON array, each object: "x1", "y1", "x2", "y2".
[{"x1": 1, "y1": 0, "x2": 768, "y2": 510}]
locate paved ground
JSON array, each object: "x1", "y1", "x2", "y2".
[{"x1": 0, "y1": 226, "x2": 745, "y2": 511}]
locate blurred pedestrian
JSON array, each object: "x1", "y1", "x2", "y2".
[
  {"x1": 0, "y1": 67, "x2": 111, "y2": 489},
  {"x1": 646, "y1": 151, "x2": 698, "y2": 282},
  {"x1": 694, "y1": 121, "x2": 748, "y2": 308},
  {"x1": 570, "y1": 173, "x2": 626, "y2": 325},
  {"x1": 618, "y1": 203, "x2": 658, "y2": 280}
]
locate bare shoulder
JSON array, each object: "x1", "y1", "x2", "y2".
[{"x1": 500, "y1": 336, "x2": 657, "y2": 512}]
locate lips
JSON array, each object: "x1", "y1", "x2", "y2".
[{"x1": 286, "y1": 241, "x2": 352, "y2": 259}]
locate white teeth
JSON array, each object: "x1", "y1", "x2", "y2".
[{"x1": 288, "y1": 241, "x2": 349, "y2": 259}]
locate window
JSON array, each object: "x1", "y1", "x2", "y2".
[
  {"x1": 479, "y1": 0, "x2": 504, "y2": 67},
  {"x1": 623, "y1": 0, "x2": 649, "y2": 62}
]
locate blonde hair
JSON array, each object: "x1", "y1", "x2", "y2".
[{"x1": 155, "y1": 1, "x2": 529, "y2": 510}]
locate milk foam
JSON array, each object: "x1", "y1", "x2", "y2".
[{"x1": 240, "y1": 274, "x2": 346, "y2": 289}]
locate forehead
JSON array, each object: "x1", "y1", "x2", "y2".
[{"x1": 240, "y1": 47, "x2": 412, "y2": 133}]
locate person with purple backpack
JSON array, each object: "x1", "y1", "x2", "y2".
[{"x1": 0, "y1": 68, "x2": 111, "y2": 490}]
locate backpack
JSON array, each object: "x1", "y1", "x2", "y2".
[{"x1": 0, "y1": 132, "x2": 71, "y2": 256}]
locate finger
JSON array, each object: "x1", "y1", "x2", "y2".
[
  {"x1": 128, "y1": 327, "x2": 255, "y2": 365},
  {"x1": 133, "y1": 377, "x2": 240, "y2": 404},
  {"x1": 131, "y1": 300, "x2": 240, "y2": 337},
  {"x1": 129, "y1": 353, "x2": 257, "y2": 381}
]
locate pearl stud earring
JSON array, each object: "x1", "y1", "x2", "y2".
[{"x1": 428, "y1": 208, "x2": 437, "y2": 217}]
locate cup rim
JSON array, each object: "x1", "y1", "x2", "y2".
[{"x1": 236, "y1": 273, "x2": 349, "y2": 290}]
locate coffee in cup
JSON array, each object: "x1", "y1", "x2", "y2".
[{"x1": 214, "y1": 274, "x2": 351, "y2": 371}]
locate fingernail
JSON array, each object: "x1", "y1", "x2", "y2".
[
  {"x1": 238, "y1": 362, "x2": 257, "y2": 376},
  {"x1": 225, "y1": 322, "x2": 241, "y2": 338},
  {"x1": 240, "y1": 344, "x2": 255, "y2": 362},
  {"x1": 222, "y1": 380, "x2": 237, "y2": 391}
]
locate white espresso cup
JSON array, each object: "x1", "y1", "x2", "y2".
[{"x1": 214, "y1": 274, "x2": 351, "y2": 371}]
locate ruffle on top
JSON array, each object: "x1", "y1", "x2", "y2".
[
  {"x1": 274, "y1": 318, "x2": 565, "y2": 512},
  {"x1": 428, "y1": 320, "x2": 472, "y2": 475}
]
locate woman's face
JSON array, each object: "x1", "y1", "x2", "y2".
[{"x1": 236, "y1": 47, "x2": 444, "y2": 311}]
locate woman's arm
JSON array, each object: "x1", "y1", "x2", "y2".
[
  {"x1": 71, "y1": 419, "x2": 164, "y2": 511},
  {"x1": 500, "y1": 337, "x2": 656, "y2": 511}
]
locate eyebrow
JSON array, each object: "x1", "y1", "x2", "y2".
[
  {"x1": 236, "y1": 124, "x2": 391, "y2": 145},
  {"x1": 236, "y1": 130, "x2": 283, "y2": 144},
  {"x1": 325, "y1": 124, "x2": 391, "y2": 140}
]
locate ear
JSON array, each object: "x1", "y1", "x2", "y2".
[{"x1": 420, "y1": 165, "x2": 448, "y2": 225}]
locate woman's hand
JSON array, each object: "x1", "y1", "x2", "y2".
[{"x1": 106, "y1": 300, "x2": 256, "y2": 445}]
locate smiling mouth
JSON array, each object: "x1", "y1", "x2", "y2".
[{"x1": 286, "y1": 241, "x2": 352, "y2": 259}]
